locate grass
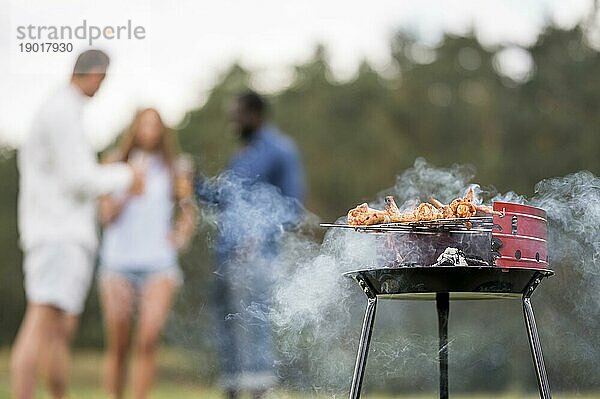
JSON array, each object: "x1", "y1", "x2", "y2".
[{"x1": 0, "y1": 348, "x2": 596, "y2": 399}]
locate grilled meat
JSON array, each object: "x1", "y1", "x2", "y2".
[
  {"x1": 431, "y1": 188, "x2": 502, "y2": 218},
  {"x1": 384, "y1": 196, "x2": 417, "y2": 223},
  {"x1": 347, "y1": 203, "x2": 391, "y2": 225},
  {"x1": 347, "y1": 187, "x2": 500, "y2": 226},
  {"x1": 415, "y1": 202, "x2": 444, "y2": 221},
  {"x1": 431, "y1": 188, "x2": 477, "y2": 218}
]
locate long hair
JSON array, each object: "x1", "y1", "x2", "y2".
[{"x1": 115, "y1": 108, "x2": 178, "y2": 169}]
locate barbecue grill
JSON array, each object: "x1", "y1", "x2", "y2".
[{"x1": 321, "y1": 201, "x2": 554, "y2": 399}]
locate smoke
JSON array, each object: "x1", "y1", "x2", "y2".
[
  {"x1": 531, "y1": 171, "x2": 600, "y2": 277},
  {"x1": 194, "y1": 159, "x2": 600, "y2": 395},
  {"x1": 392, "y1": 157, "x2": 477, "y2": 205},
  {"x1": 527, "y1": 171, "x2": 600, "y2": 375}
]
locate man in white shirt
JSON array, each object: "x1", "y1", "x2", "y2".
[{"x1": 11, "y1": 50, "x2": 144, "y2": 399}]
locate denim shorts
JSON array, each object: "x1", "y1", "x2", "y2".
[{"x1": 99, "y1": 266, "x2": 183, "y2": 292}]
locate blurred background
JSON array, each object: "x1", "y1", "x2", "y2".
[{"x1": 1, "y1": 0, "x2": 600, "y2": 397}]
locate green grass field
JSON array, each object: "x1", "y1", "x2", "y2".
[{"x1": 0, "y1": 348, "x2": 596, "y2": 399}]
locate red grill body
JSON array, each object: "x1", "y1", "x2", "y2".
[{"x1": 492, "y1": 202, "x2": 548, "y2": 269}]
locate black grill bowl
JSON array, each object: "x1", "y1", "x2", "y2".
[{"x1": 344, "y1": 266, "x2": 553, "y2": 300}]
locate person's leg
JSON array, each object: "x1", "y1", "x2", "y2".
[
  {"x1": 42, "y1": 313, "x2": 79, "y2": 399},
  {"x1": 100, "y1": 275, "x2": 135, "y2": 399},
  {"x1": 10, "y1": 304, "x2": 61, "y2": 399},
  {"x1": 15, "y1": 243, "x2": 94, "y2": 399},
  {"x1": 213, "y1": 270, "x2": 241, "y2": 397},
  {"x1": 242, "y1": 258, "x2": 277, "y2": 397},
  {"x1": 131, "y1": 275, "x2": 176, "y2": 399}
]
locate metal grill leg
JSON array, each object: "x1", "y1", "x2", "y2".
[
  {"x1": 523, "y1": 284, "x2": 552, "y2": 399},
  {"x1": 436, "y1": 292, "x2": 449, "y2": 399},
  {"x1": 349, "y1": 277, "x2": 378, "y2": 399}
]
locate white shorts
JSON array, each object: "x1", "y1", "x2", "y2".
[{"x1": 23, "y1": 243, "x2": 95, "y2": 315}]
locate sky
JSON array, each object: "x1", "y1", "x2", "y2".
[{"x1": 0, "y1": 0, "x2": 595, "y2": 148}]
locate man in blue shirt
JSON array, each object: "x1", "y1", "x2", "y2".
[
  {"x1": 228, "y1": 92, "x2": 304, "y2": 203},
  {"x1": 199, "y1": 91, "x2": 304, "y2": 399}
]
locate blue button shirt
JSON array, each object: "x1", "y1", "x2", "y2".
[
  {"x1": 197, "y1": 124, "x2": 305, "y2": 261},
  {"x1": 228, "y1": 125, "x2": 304, "y2": 202}
]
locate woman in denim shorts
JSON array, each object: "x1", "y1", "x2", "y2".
[{"x1": 98, "y1": 108, "x2": 196, "y2": 399}]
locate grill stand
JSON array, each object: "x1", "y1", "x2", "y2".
[
  {"x1": 347, "y1": 269, "x2": 552, "y2": 399},
  {"x1": 349, "y1": 276, "x2": 377, "y2": 399},
  {"x1": 523, "y1": 274, "x2": 551, "y2": 399},
  {"x1": 436, "y1": 293, "x2": 449, "y2": 399}
]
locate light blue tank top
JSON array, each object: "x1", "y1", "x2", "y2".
[{"x1": 100, "y1": 153, "x2": 177, "y2": 271}]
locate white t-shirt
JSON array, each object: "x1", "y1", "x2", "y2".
[
  {"x1": 100, "y1": 153, "x2": 178, "y2": 271},
  {"x1": 18, "y1": 83, "x2": 133, "y2": 252}
]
